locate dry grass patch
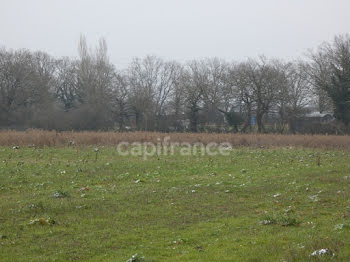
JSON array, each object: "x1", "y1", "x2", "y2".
[{"x1": 0, "y1": 130, "x2": 349, "y2": 150}]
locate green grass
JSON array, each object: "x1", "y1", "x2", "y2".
[{"x1": 0, "y1": 146, "x2": 349, "y2": 261}]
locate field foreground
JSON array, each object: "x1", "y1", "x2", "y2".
[{"x1": 0, "y1": 146, "x2": 350, "y2": 261}]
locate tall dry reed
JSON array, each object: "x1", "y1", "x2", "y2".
[{"x1": 0, "y1": 130, "x2": 349, "y2": 150}]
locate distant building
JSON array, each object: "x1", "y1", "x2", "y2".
[
  {"x1": 304, "y1": 112, "x2": 335, "y2": 123},
  {"x1": 290, "y1": 111, "x2": 335, "y2": 134}
]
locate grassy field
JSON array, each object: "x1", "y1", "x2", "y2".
[{"x1": 0, "y1": 145, "x2": 349, "y2": 261}]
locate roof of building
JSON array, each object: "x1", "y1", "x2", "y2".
[{"x1": 305, "y1": 112, "x2": 333, "y2": 118}]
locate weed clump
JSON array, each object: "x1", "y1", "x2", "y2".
[
  {"x1": 53, "y1": 190, "x2": 69, "y2": 198},
  {"x1": 126, "y1": 254, "x2": 145, "y2": 262},
  {"x1": 260, "y1": 213, "x2": 300, "y2": 227},
  {"x1": 29, "y1": 217, "x2": 56, "y2": 226}
]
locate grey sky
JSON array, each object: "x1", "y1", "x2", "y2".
[{"x1": 1, "y1": 0, "x2": 349, "y2": 67}]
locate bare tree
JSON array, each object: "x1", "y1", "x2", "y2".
[
  {"x1": 127, "y1": 56, "x2": 158, "y2": 130},
  {"x1": 182, "y1": 61, "x2": 206, "y2": 132},
  {"x1": 243, "y1": 57, "x2": 284, "y2": 133},
  {"x1": 127, "y1": 56, "x2": 179, "y2": 131},
  {"x1": 112, "y1": 72, "x2": 130, "y2": 130},
  {"x1": 0, "y1": 49, "x2": 55, "y2": 128},
  {"x1": 167, "y1": 62, "x2": 185, "y2": 131},
  {"x1": 200, "y1": 58, "x2": 232, "y2": 128},
  {"x1": 232, "y1": 63, "x2": 255, "y2": 132},
  {"x1": 307, "y1": 46, "x2": 334, "y2": 113},
  {"x1": 54, "y1": 57, "x2": 79, "y2": 111},
  {"x1": 309, "y1": 35, "x2": 350, "y2": 126},
  {"x1": 74, "y1": 35, "x2": 115, "y2": 129}
]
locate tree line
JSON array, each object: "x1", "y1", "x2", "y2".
[{"x1": 0, "y1": 35, "x2": 349, "y2": 133}]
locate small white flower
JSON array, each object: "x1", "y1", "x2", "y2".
[
  {"x1": 260, "y1": 220, "x2": 272, "y2": 225},
  {"x1": 273, "y1": 193, "x2": 281, "y2": 198},
  {"x1": 311, "y1": 248, "x2": 333, "y2": 257},
  {"x1": 126, "y1": 253, "x2": 139, "y2": 262},
  {"x1": 191, "y1": 190, "x2": 196, "y2": 193},
  {"x1": 135, "y1": 179, "x2": 141, "y2": 183},
  {"x1": 308, "y1": 195, "x2": 319, "y2": 202},
  {"x1": 297, "y1": 243, "x2": 305, "y2": 249},
  {"x1": 53, "y1": 192, "x2": 62, "y2": 198},
  {"x1": 334, "y1": 224, "x2": 344, "y2": 230}
]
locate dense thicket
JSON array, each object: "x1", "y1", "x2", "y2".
[{"x1": 0, "y1": 35, "x2": 349, "y2": 133}]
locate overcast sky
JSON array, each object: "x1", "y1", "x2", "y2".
[{"x1": 0, "y1": 0, "x2": 349, "y2": 67}]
